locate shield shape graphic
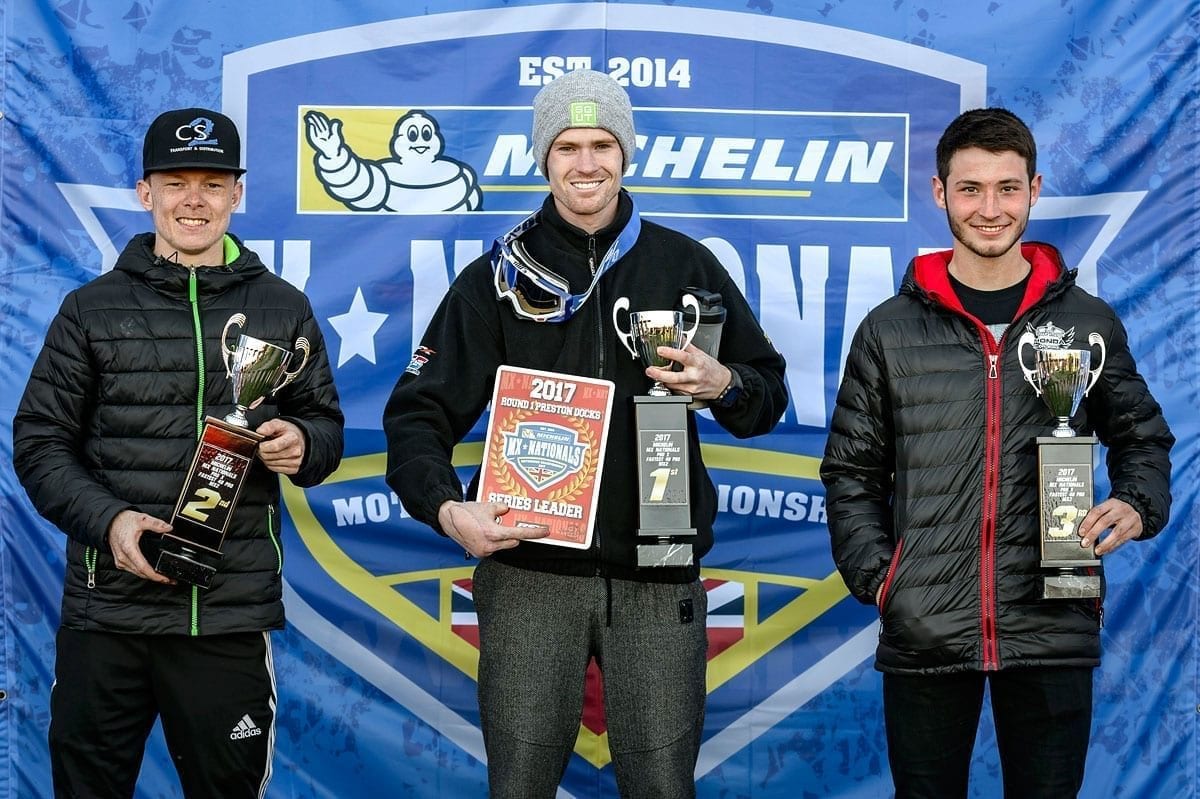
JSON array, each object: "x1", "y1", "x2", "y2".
[
  {"x1": 281, "y1": 444, "x2": 857, "y2": 772},
  {"x1": 501, "y1": 421, "x2": 587, "y2": 491}
]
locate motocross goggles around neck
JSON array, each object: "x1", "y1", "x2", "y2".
[{"x1": 491, "y1": 199, "x2": 641, "y2": 323}]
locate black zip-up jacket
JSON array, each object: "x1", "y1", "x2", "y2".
[
  {"x1": 384, "y1": 192, "x2": 788, "y2": 583},
  {"x1": 821, "y1": 243, "x2": 1173, "y2": 674},
  {"x1": 13, "y1": 233, "x2": 344, "y2": 635}
]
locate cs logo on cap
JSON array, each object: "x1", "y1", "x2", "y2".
[{"x1": 176, "y1": 117, "x2": 219, "y2": 148}]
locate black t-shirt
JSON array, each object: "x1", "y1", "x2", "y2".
[{"x1": 949, "y1": 271, "x2": 1031, "y2": 341}]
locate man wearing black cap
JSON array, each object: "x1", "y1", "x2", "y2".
[
  {"x1": 13, "y1": 108, "x2": 344, "y2": 797},
  {"x1": 384, "y1": 70, "x2": 788, "y2": 797}
]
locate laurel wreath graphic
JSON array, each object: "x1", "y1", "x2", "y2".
[{"x1": 488, "y1": 409, "x2": 597, "y2": 502}]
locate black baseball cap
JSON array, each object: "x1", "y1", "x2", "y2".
[{"x1": 142, "y1": 107, "x2": 246, "y2": 177}]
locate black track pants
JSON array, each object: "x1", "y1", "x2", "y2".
[{"x1": 49, "y1": 627, "x2": 277, "y2": 799}]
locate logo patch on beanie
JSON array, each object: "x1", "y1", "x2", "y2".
[{"x1": 568, "y1": 101, "x2": 598, "y2": 127}]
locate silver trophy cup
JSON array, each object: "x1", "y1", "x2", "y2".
[
  {"x1": 613, "y1": 294, "x2": 700, "y2": 396},
  {"x1": 1018, "y1": 331, "x2": 1106, "y2": 436},
  {"x1": 221, "y1": 313, "x2": 311, "y2": 427}
]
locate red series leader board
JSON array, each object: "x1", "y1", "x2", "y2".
[{"x1": 477, "y1": 366, "x2": 615, "y2": 549}]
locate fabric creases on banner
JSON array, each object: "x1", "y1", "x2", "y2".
[{"x1": 0, "y1": 2, "x2": 1196, "y2": 797}]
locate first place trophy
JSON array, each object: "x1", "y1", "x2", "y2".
[
  {"x1": 1017, "y1": 324, "x2": 1106, "y2": 599},
  {"x1": 158, "y1": 314, "x2": 310, "y2": 587},
  {"x1": 613, "y1": 294, "x2": 700, "y2": 567}
]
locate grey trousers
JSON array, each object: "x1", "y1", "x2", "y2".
[{"x1": 472, "y1": 557, "x2": 708, "y2": 799}]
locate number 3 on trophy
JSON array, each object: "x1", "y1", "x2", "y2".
[{"x1": 1047, "y1": 504, "x2": 1081, "y2": 538}]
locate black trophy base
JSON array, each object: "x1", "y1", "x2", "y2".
[
  {"x1": 1042, "y1": 567, "x2": 1101, "y2": 600},
  {"x1": 154, "y1": 539, "x2": 221, "y2": 588},
  {"x1": 637, "y1": 532, "x2": 696, "y2": 568}
]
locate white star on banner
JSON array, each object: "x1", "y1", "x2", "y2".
[{"x1": 328, "y1": 288, "x2": 388, "y2": 367}]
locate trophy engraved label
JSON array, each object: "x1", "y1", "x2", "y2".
[
  {"x1": 158, "y1": 314, "x2": 310, "y2": 587},
  {"x1": 1018, "y1": 323, "x2": 1106, "y2": 599},
  {"x1": 615, "y1": 295, "x2": 700, "y2": 567}
]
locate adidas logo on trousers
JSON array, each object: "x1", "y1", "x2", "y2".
[{"x1": 230, "y1": 714, "x2": 263, "y2": 740}]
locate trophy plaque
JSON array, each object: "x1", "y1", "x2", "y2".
[
  {"x1": 159, "y1": 314, "x2": 310, "y2": 587},
  {"x1": 614, "y1": 294, "x2": 700, "y2": 567},
  {"x1": 1017, "y1": 323, "x2": 1106, "y2": 599}
]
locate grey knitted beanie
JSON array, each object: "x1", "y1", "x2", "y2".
[{"x1": 531, "y1": 69, "x2": 636, "y2": 175}]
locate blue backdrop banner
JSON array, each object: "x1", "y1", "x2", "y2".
[{"x1": 1, "y1": 2, "x2": 1195, "y2": 797}]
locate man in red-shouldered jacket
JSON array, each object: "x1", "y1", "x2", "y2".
[{"x1": 820, "y1": 108, "x2": 1173, "y2": 798}]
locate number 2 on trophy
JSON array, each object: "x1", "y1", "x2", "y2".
[
  {"x1": 180, "y1": 487, "x2": 223, "y2": 523},
  {"x1": 1048, "y1": 504, "x2": 1080, "y2": 538}
]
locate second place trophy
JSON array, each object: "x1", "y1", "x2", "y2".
[{"x1": 156, "y1": 314, "x2": 309, "y2": 587}]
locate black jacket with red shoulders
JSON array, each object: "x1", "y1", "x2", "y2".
[{"x1": 821, "y1": 242, "x2": 1173, "y2": 674}]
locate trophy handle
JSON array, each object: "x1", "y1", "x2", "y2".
[
  {"x1": 272, "y1": 337, "x2": 311, "y2": 394},
  {"x1": 1084, "y1": 332, "x2": 1106, "y2": 395},
  {"x1": 679, "y1": 294, "x2": 700, "y2": 350},
  {"x1": 612, "y1": 297, "x2": 638, "y2": 358},
  {"x1": 221, "y1": 313, "x2": 247, "y2": 377},
  {"x1": 1016, "y1": 329, "x2": 1042, "y2": 395}
]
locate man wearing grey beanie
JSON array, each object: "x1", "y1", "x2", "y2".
[{"x1": 384, "y1": 69, "x2": 787, "y2": 798}]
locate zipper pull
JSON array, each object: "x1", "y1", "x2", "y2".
[
  {"x1": 86, "y1": 546, "x2": 97, "y2": 589},
  {"x1": 988, "y1": 354, "x2": 999, "y2": 379},
  {"x1": 588, "y1": 237, "x2": 598, "y2": 276}
]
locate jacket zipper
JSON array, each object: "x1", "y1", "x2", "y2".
[
  {"x1": 589, "y1": 236, "x2": 605, "y2": 377},
  {"x1": 188, "y1": 268, "x2": 203, "y2": 636},
  {"x1": 589, "y1": 235, "x2": 604, "y2": 559},
  {"x1": 980, "y1": 342, "x2": 1002, "y2": 670},
  {"x1": 85, "y1": 547, "x2": 97, "y2": 588},
  {"x1": 982, "y1": 299, "x2": 1051, "y2": 666},
  {"x1": 877, "y1": 538, "x2": 905, "y2": 615},
  {"x1": 268, "y1": 506, "x2": 282, "y2": 574}
]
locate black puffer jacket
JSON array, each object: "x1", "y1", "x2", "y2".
[
  {"x1": 13, "y1": 233, "x2": 344, "y2": 635},
  {"x1": 821, "y1": 243, "x2": 1173, "y2": 674},
  {"x1": 384, "y1": 191, "x2": 788, "y2": 583}
]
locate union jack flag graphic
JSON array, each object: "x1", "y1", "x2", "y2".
[{"x1": 449, "y1": 577, "x2": 746, "y2": 735}]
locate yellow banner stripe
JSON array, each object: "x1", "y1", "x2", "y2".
[
  {"x1": 481, "y1": 184, "x2": 812, "y2": 198},
  {"x1": 321, "y1": 443, "x2": 820, "y2": 485}
]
